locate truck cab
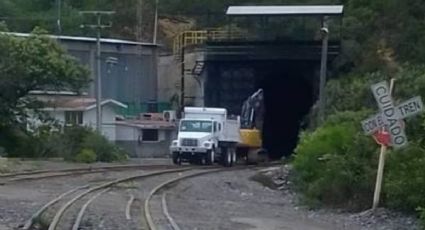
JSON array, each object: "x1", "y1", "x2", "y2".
[{"x1": 170, "y1": 107, "x2": 240, "y2": 166}]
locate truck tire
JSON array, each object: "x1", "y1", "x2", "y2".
[
  {"x1": 206, "y1": 148, "x2": 215, "y2": 165},
  {"x1": 172, "y1": 152, "x2": 181, "y2": 165},
  {"x1": 246, "y1": 149, "x2": 258, "y2": 165},
  {"x1": 230, "y1": 148, "x2": 237, "y2": 166},
  {"x1": 223, "y1": 148, "x2": 232, "y2": 167}
]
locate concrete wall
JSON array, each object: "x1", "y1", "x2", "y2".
[
  {"x1": 115, "y1": 125, "x2": 176, "y2": 158},
  {"x1": 158, "y1": 51, "x2": 205, "y2": 107}
]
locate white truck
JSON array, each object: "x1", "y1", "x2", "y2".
[{"x1": 170, "y1": 107, "x2": 241, "y2": 166}]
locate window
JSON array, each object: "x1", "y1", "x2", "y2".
[
  {"x1": 180, "y1": 120, "x2": 212, "y2": 132},
  {"x1": 142, "y1": 129, "x2": 159, "y2": 141},
  {"x1": 213, "y1": 122, "x2": 217, "y2": 132},
  {"x1": 65, "y1": 111, "x2": 83, "y2": 125}
]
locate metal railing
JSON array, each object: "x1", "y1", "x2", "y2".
[{"x1": 173, "y1": 30, "x2": 245, "y2": 59}]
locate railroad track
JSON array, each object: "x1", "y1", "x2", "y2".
[
  {"x1": 143, "y1": 163, "x2": 281, "y2": 230},
  {"x1": 20, "y1": 163, "x2": 279, "y2": 230},
  {"x1": 0, "y1": 164, "x2": 177, "y2": 184},
  {"x1": 144, "y1": 168, "x2": 223, "y2": 230},
  {"x1": 21, "y1": 166, "x2": 205, "y2": 230}
]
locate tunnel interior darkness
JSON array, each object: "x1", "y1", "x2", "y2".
[
  {"x1": 257, "y1": 61, "x2": 316, "y2": 159},
  {"x1": 205, "y1": 60, "x2": 317, "y2": 160}
]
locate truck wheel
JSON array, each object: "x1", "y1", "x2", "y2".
[
  {"x1": 172, "y1": 152, "x2": 181, "y2": 165},
  {"x1": 206, "y1": 148, "x2": 215, "y2": 165},
  {"x1": 246, "y1": 149, "x2": 258, "y2": 165},
  {"x1": 230, "y1": 148, "x2": 237, "y2": 166},
  {"x1": 223, "y1": 149, "x2": 232, "y2": 167}
]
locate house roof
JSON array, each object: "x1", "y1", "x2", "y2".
[
  {"x1": 2, "y1": 32, "x2": 157, "y2": 47},
  {"x1": 35, "y1": 95, "x2": 127, "y2": 111}
]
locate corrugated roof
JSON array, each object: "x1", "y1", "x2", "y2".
[
  {"x1": 35, "y1": 95, "x2": 127, "y2": 111},
  {"x1": 116, "y1": 120, "x2": 176, "y2": 130},
  {"x1": 226, "y1": 5, "x2": 344, "y2": 16},
  {"x1": 2, "y1": 32, "x2": 157, "y2": 46}
]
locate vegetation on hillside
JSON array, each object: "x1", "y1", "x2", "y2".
[
  {"x1": 1, "y1": 0, "x2": 424, "y2": 72},
  {"x1": 294, "y1": 64, "x2": 425, "y2": 223}
]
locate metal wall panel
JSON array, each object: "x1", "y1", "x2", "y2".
[{"x1": 63, "y1": 41, "x2": 157, "y2": 109}]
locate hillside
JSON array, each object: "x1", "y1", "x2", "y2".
[{"x1": 1, "y1": 0, "x2": 424, "y2": 73}]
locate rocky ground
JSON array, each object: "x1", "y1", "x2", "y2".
[{"x1": 164, "y1": 165, "x2": 420, "y2": 230}]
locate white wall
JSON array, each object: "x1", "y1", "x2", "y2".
[
  {"x1": 116, "y1": 125, "x2": 168, "y2": 142},
  {"x1": 84, "y1": 106, "x2": 116, "y2": 127},
  {"x1": 116, "y1": 125, "x2": 138, "y2": 141},
  {"x1": 45, "y1": 105, "x2": 118, "y2": 141},
  {"x1": 102, "y1": 124, "x2": 116, "y2": 141},
  {"x1": 82, "y1": 106, "x2": 117, "y2": 140}
]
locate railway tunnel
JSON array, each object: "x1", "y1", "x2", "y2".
[{"x1": 203, "y1": 41, "x2": 340, "y2": 159}]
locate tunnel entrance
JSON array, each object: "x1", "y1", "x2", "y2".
[
  {"x1": 204, "y1": 41, "x2": 339, "y2": 159},
  {"x1": 204, "y1": 60, "x2": 317, "y2": 159},
  {"x1": 258, "y1": 61, "x2": 315, "y2": 159}
]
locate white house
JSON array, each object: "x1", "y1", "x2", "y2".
[
  {"x1": 114, "y1": 114, "x2": 177, "y2": 158},
  {"x1": 33, "y1": 92, "x2": 127, "y2": 141}
]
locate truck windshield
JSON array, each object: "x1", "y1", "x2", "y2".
[{"x1": 180, "y1": 120, "x2": 212, "y2": 132}]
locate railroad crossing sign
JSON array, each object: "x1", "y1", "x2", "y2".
[
  {"x1": 372, "y1": 130, "x2": 391, "y2": 146},
  {"x1": 361, "y1": 81, "x2": 424, "y2": 148},
  {"x1": 361, "y1": 79, "x2": 424, "y2": 210}
]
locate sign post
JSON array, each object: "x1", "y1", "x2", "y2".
[
  {"x1": 361, "y1": 79, "x2": 424, "y2": 210},
  {"x1": 373, "y1": 143, "x2": 387, "y2": 209}
]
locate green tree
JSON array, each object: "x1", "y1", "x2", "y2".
[{"x1": 0, "y1": 28, "x2": 90, "y2": 149}]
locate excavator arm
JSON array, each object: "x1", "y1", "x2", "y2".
[
  {"x1": 240, "y1": 88, "x2": 264, "y2": 130},
  {"x1": 239, "y1": 89, "x2": 265, "y2": 149}
]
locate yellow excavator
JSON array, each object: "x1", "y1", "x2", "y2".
[{"x1": 237, "y1": 89, "x2": 268, "y2": 164}]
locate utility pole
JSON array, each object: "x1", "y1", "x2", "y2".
[
  {"x1": 137, "y1": 0, "x2": 143, "y2": 41},
  {"x1": 153, "y1": 0, "x2": 159, "y2": 44},
  {"x1": 80, "y1": 11, "x2": 115, "y2": 133},
  {"x1": 317, "y1": 17, "x2": 329, "y2": 125},
  {"x1": 56, "y1": 0, "x2": 62, "y2": 36},
  {"x1": 180, "y1": 33, "x2": 186, "y2": 112}
]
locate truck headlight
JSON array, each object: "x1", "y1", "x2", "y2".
[
  {"x1": 172, "y1": 140, "x2": 178, "y2": 146},
  {"x1": 203, "y1": 142, "x2": 211, "y2": 148}
]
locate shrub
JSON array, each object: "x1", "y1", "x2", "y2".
[
  {"x1": 60, "y1": 126, "x2": 93, "y2": 161},
  {"x1": 74, "y1": 149, "x2": 97, "y2": 163},
  {"x1": 418, "y1": 207, "x2": 425, "y2": 230},
  {"x1": 3, "y1": 125, "x2": 128, "y2": 163},
  {"x1": 4, "y1": 125, "x2": 61, "y2": 158},
  {"x1": 293, "y1": 111, "x2": 378, "y2": 210},
  {"x1": 294, "y1": 109, "x2": 425, "y2": 215},
  {"x1": 384, "y1": 143, "x2": 425, "y2": 212},
  {"x1": 81, "y1": 132, "x2": 126, "y2": 162}
]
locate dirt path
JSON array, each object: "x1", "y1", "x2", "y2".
[
  {"x1": 165, "y1": 167, "x2": 419, "y2": 230},
  {"x1": 164, "y1": 169, "x2": 355, "y2": 230}
]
